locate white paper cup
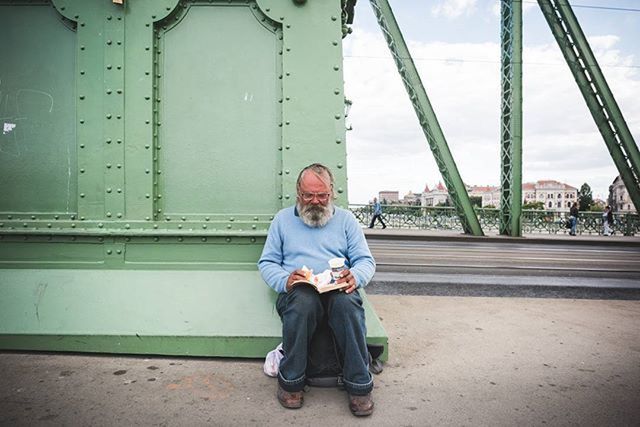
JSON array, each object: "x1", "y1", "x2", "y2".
[{"x1": 328, "y1": 257, "x2": 346, "y2": 280}]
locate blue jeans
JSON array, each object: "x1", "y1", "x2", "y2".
[
  {"x1": 570, "y1": 216, "x2": 578, "y2": 234},
  {"x1": 276, "y1": 286, "x2": 373, "y2": 396}
]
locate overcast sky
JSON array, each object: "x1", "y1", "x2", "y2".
[{"x1": 342, "y1": 0, "x2": 640, "y2": 204}]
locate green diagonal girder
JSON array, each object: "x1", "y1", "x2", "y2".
[
  {"x1": 538, "y1": 0, "x2": 640, "y2": 212},
  {"x1": 368, "y1": 0, "x2": 483, "y2": 236}
]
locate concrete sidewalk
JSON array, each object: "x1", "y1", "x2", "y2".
[{"x1": 2, "y1": 295, "x2": 639, "y2": 426}]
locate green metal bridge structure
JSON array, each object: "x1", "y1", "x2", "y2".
[{"x1": 0, "y1": 0, "x2": 637, "y2": 359}]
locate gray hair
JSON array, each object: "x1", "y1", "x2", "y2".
[{"x1": 296, "y1": 163, "x2": 334, "y2": 193}]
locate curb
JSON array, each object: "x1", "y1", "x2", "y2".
[{"x1": 363, "y1": 229, "x2": 640, "y2": 247}]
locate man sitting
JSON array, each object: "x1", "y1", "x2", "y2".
[{"x1": 258, "y1": 163, "x2": 376, "y2": 416}]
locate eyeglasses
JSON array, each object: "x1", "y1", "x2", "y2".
[{"x1": 299, "y1": 192, "x2": 332, "y2": 202}]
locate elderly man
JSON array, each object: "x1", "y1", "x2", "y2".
[{"x1": 258, "y1": 163, "x2": 376, "y2": 416}]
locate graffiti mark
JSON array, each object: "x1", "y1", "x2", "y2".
[
  {"x1": 2, "y1": 122, "x2": 16, "y2": 135},
  {"x1": 17, "y1": 89, "x2": 54, "y2": 114}
]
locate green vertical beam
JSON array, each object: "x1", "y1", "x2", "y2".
[
  {"x1": 499, "y1": 0, "x2": 523, "y2": 236},
  {"x1": 368, "y1": 0, "x2": 483, "y2": 236},
  {"x1": 538, "y1": 0, "x2": 640, "y2": 212}
]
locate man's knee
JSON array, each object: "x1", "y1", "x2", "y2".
[
  {"x1": 282, "y1": 286, "x2": 324, "y2": 319},
  {"x1": 327, "y1": 291, "x2": 365, "y2": 321}
]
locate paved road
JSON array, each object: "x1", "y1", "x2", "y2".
[{"x1": 365, "y1": 237, "x2": 640, "y2": 299}]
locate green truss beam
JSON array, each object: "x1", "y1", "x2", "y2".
[
  {"x1": 500, "y1": 0, "x2": 523, "y2": 236},
  {"x1": 368, "y1": 0, "x2": 483, "y2": 236},
  {"x1": 538, "y1": 0, "x2": 640, "y2": 212}
]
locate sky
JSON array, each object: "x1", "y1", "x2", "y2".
[{"x1": 342, "y1": 0, "x2": 640, "y2": 204}]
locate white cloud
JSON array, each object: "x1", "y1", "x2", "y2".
[
  {"x1": 432, "y1": 0, "x2": 478, "y2": 19},
  {"x1": 490, "y1": 0, "x2": 537, "y2": 17},
  {"x1": 343, "y1": 29, "x2": 639, "y2": 204}
]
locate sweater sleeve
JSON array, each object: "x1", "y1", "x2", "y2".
[
  {"x1": 344, "y1": 212, "x2": 376, "y2": 288},
  {"x1": 258, "y1": 216, "x2": 290, "y2": 294}
]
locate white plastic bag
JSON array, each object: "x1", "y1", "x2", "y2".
[{"x1": 263, "y1": 343, "x2": 284, "y2": 377}]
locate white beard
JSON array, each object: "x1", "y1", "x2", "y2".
[{"x1": 297, "y1": 202, "x2": 334, "y2": 228}]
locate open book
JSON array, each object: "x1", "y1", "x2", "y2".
[{"x1": 291, "y1": 266, "x2": 350, "y2": 294}]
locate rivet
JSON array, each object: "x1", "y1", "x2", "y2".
[
  {"x1": 202, "y1": 224, "x2": 207, "y2": 229},
  {"x1": 331, "y1": 16, "x2": 337, "y2": 21},
  {"x1": 125, "y1": 224, "x2": 130, "y2": 229},
  {"x1": 80, "y1": 45, "x2": 85, "y2": 50},
  {"x1": 116, "y1": 115, "x2": 121, "y2": 120},
  {"x1": 117, "y1": 164, "x2": 122, "y2": 169},
  {"x1": 285, "y1": 145, "x2": 290, "y2": 150},
  {"x1": 125, "y1": 237, "x2": 131, "y2": 242},
  {"x1": 80, "y1": 143, "x2": 85, "y2": 148},
  {"x1": 227, "y1": 224, "x2": 232, "y2": 229},
  {"x1": 70, "y1": 236, "x2": 76, "y2": 241},
  {"x1": 334, "y1": 89, "x2": 340, "y2": 95},
  {"x1": 332, "y1": 41, "x2": 338, "y2": 46},
  {"x1": 225, "y1": 237, "x2": 232, "y2": 243},
  {"x1": 181, "y1": 216, "x2": 186, "y2": 221},
  {"x1": 107, "y1": 164, "x2": 112, "y2": 169},
  {"x1": 335, "y1": 114, "x2": 341, "y2": 120},
  {"x1": 106, "y1": 138, "x2": 112, "y2": 144},
  {"x1": 80, "y1": 193, "x2": 85, "y2": 198},
  {"x1": 117, "y1": 213, "x2": 122, "y2": 218},
  {"x1": 286, "y1": 24, "x2": 291, "y2": 29},
  {"x1": 145, "y1": 96, "x2": 150, "y2": 100},
  {"x1": 285, "y1": 194, "x2": 290, "y2": 199},
  {"x1": 107, "y1": 249, "x2": 113, "y2": 255},
  {"x1": 336, "y1": 139, "x2": 342, "y2": 144},
  {"x1": 205, "y1": 217, "x2": 210, "y2": 221},
  {"x1": 153, "y1": 224, "x2": 158, "y2": 229},
  {"x1": 285, "y1": 97, "x2": 290, "y2": 101},
  {"x1": 202, "y1": 237, "x2": 208, "y2": 242},
  {"x1": 107, "y1": 65, "x2": 112, "y2": 70},
  {"x1": 79, "y1": 95, "x2": 85, "y2": 100},
  {"x1": 47, "y1": 223, "x2": 52, "y2": 228},
  {"x1": 254, "y1": 216, "x2": 259, "y2": 221},
  {"x1": 145, "y1": 144, "x2": 150, "y2": 149},
  {"x1": 252, "y1": 225, "x2": 257, "y2": 230},
  {"x1": 117, "y1": 89, "x2": 122, "y2": 94},
  {"x1": 285, "y1": 121, "x2": 290, "y2": 125},
  {"x1": 117, "y1": 66, "x2": 121, "y2": 70},
  {"x1": 107, "y1": 40, "x2": 112, "y2": 45},
  {"x1": 178, "y1": 237, "x2": 183, "y2": 242},
  {"x1": 107, "y1": 188, "x2": 112, "y2": 193},
  {"x1": 117, "y1": 188, "x2": 122, "y2": 193},
  {"x1": 285, "y1": 170, "x2": 290, "y2": 174},
  {"x1": 79, "y1": 120, "x2": 85, "y2": 125},
  {"x1": 54, "y1": 215, "x2": 59, "y2": 220},
  {"x1": 23, "y1": 223, "x2": 28, "y2": 228},
  {"x1": 145, "y1": 194, "x2": 150, "y2": 199},
  {"x1": 146, "y1": 217, "x2": 151, "y2": 221},
  {"x1": 251, "y1": 237, "x2": 256, "y2": 242},
  {"x1": 337, "y1": 188, "x2": 344, "y2": 194},
  {"x1": 31, "y1": 215, "x2": 36, "y2": 220},
  {"x1": 154, "y1": 237, "x2": 160, "y2": 242},
  {"x1": 106, "y1": 114, "x2": 112, "y2": 119},
  {"x1": 80, "y1": 216, "x2": 85, "y2": 221},
  {"x1": 116, "y1": 249, "x2": 122, "y2": 254},
  {"x1": 98, "y1": 223, "x2": 104, "y2": 228},
  {"x1": 178, "y1": 224, "x2": 183, "y2": 229},
  {"x1": 337, "y1": 163, "x2": 343, "y2": 169},
  {"x1": 107, "y1": 15, "x2": 112, "y2": 20},
  {"x1": 116, "y1": 41, "x2": 121, "y2": 46},
  {"x1": 107, "y1": 212, "x2": 112, "y2": 217},
  {"x1": 106, "y1": 89, "x2": 112, "y2": 94},
  {"x1": 117, "y1": 139, "x2": 122, "y2": 144},
  {"x1": 80, "y1": 70, "x2": 85, "y2": 75},
  {"x1": 80, "y1": 168, "x2": 85, "y2": 173},
  {"x1": 230, "y1": 217, "x2": 235, "y2": 222},
  {"x1": 334, "y1": 66, "x2": 339, "y2": 71},
  {"x1": 280, "y1": 16, "x2": 284, "y2": 20},
  {"x1": 71, "y1": 223, "x2": 76, "y2": 228},
  {"x1": 145, "y1": 169, "x2": 150, "y2": 174}
]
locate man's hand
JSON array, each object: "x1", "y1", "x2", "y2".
[
  {"x1": 286, "y1": 269, "x2": 308, "y2": 292},
  {"x1": 335, "y1": 268, "x2": 357, "y2": 294}
]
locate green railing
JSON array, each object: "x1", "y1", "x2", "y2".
[{"x1": 349, "y1": 205, "x2": 640, "y2": 236}]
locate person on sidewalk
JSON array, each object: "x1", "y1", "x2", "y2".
[
  {"x1": 258, "y1": 163, "x2": 376, "y2": 417},
  {"x1": 569, "y1": 202, "x2": 579, "y2": 236},
  {"x1": 368, "y1": 197, "x2": 386, "y2": 229},
  {"x1": 602, "y1": 205, "x2": 613, "y2": 236}
]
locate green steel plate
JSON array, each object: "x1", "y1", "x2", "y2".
[{"x1": 0, "y1": 269, "x2": 387, "y2": 360}]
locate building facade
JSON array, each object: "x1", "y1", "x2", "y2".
[{"x1": 609, "y1": 176, "x2": 637, "y2": 213}]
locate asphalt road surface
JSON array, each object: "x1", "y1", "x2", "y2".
[{"x1": 366, "y1": 238, "x2": 640, "y2": 299}]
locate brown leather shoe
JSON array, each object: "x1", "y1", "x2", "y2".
[
  {"x1": 349, "y1": 393, "x2": 374, "y2": 416},
  {"x1": 277, "y1": 385, "x2": 303, "y2": 409}
]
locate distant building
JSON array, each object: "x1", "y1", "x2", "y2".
[
  {"x1": 609, "y1": 176, "x2": 637, "y2": 213},
  {"x1": 378, "y1": 191, "x2": 399, "y2": 204},
  {"x1": 402, "y1": 191, "x2": 422, "y2": 205},
  {"x1": 415, "y1": 179, "x2": 577, "y2": 211},
  {"x1": 421, "y1": 182, "x2": 449, "y2": 207},
  {"x1": 468, "y1": 185, "x2": 500, "y2": 208},
  {"x1": 529, "y1": 180, "x2": 578, "y2": 211}
]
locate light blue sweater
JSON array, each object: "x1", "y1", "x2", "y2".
[{"x1": 258, "y1": 206, "x2": 376, "y2": 294}]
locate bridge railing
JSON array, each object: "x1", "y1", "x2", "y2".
[{"x1": 349, "y1": 204, "x2": 640, "y2": 236}]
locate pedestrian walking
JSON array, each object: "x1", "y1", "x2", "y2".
[
  {"x1": 569, "y1": 202, "x2": 579, "y2": 236},
  {"x1": 369, "y1": 197, "x2": 386, "y2": 229},
  {"x1": 602, "y1": 205, "x2": 613, "y2": 236}
]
